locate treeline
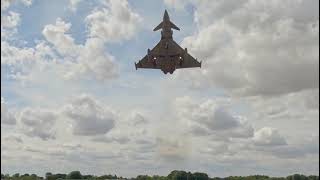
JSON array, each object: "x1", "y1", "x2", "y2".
[
  {"x1": 1, "y1": 171, "x2": 120, "y2": 180},
  {"x1": 1, "y1": 170, "x2": 319, "y2": 180}
]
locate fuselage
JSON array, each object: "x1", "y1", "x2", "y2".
[
  {"x1": 159, "y1": 11, "x2": 177, "y2": 74},
  {"x1": 161, "y1": 11, "x2": 173, "y2": 40}
]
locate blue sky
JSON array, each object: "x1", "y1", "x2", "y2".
[{"x1": 1, "y1": 0, "x2": 319, "y2": 177}]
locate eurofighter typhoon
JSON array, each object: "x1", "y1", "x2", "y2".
[{"x1": 135, "y1": 10, "x2": 202, "y2": 74}]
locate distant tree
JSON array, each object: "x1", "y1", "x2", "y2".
[
  {"x1": 136, "y1": 175, "x2": 153, "y2": 180},
  {"x1": 286, "y1": 174, "x2": 308, "y2": 180},
  {"x1": 211, "y1": 178, "x2": 223, "y2": 180},
  {"x1": 67, "y1": 171, "x2": 82, "y2": 179},
  {"x1": 49, "y1": 173, "x2": 67, "y2": 180},
  {"x1": 308, "y1": 176, "x2": 319, "y2": 180},
  {"x1": 82, "y1": 175, "x2": 94, "y2": 179},
  {"x1": 269, "y1": 178, "x2": 286, "y2": 180},
  {"x1": 225, "y1": 176, "x2": 247, "y2": 180},
  {"x1": 22, "y1": 174, "x2": 38, "y2": 180},
  {"x1": 99, "y1": 174, "x2": 115, "y2": 179},
  {"x1": 153, "y1": 175, "x2": 168, "y2": 180},
  {"x1": 20, "y1": 173, "x2": 35, "y2": 180},
  {"x1": 46, "y1": 172, "x2": 53, "y2": 179},
  {"x1": 192, "y1": 172, "x2": 209, "y2": 180},
  {"x1": 242, "y1": 175, "x2": 269, "y2": 180},
  {"x1": 47, "y1": 174, "x2": 57, "y2": 180},
  {"x1": 168, "y1": 170, "x2": 188, "y2": 180},
  {"x1": 0, "y1": 171, "x2": 317, "y2": 180},
  {"x1": 4, "y1": 174, "x2": 11, "y2": 179}
]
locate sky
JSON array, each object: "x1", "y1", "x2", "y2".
[{"x1": 1, "y1": 0, "x2": 319, "y2": 178}]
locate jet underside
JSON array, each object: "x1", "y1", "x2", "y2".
[{"x1": 135, "y1": 10, "x2": 201, "y2": 74}]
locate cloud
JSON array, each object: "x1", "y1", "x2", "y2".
[
  {"x1": 1, "y1": 0, "x2": 14, "y2": 11},
  {"x1": 1, "y1": 0, "x2": 33, "y2": 38},
  {"x1": 246, "y1": 89, "x2": 319, "y2": 135},
  {"x1": 302, "y1": 89, "x2": 319, "y2": 110},
  {"x1": 1, "y1": 40, "x2": 57, "y2": 81},
  {"x1": 1, "y1": 98, "x2": 16, "y2": 125},
  {"x1": 1, "y1": 41, "x2": 34, "y2": 66},
  {"x1": 19, "y1": 108, "x2": 57, "y2": 140},
  {"x1": 66, "y1": 37, "x2": 118, "y2": 81},
  {"x1": 42, "y1": 18, "x2": 81, "y2": 57},
  {"x1": 207, "y1": 108, "x2": 240, "y2": 130},
  {"x1": 1, "y1": 11, "x2": 20, "y2": 29},
  {"x1": 2, "y1": 0, "x2": 143, "y2": 83},
  {"x1": 174, "y1": 96, "x2": 254, "y2": 139},
  {"x1": 1, "y1": 0, "x2": 32, "y2": 11},
  {"x1": 20, "y1": 0, "x2": 32, "y2": 6},
  {"x1": 62, "y1": 94, "x2": 116, "y2": 136},
  {"x1": 155, "y1": 137, "x2": 190, "y2": 162},
  {"x1": 2, "y1": 134, "x2": 23, "y2": 143},
  {"x1": 1, "y1": 11, "x2": 20, "y2": 38},
  {"x1": 61, "y1": 142, "x2": 82, "y2": 150},
  {"x1": 128, "y1": 111, "x2": 149, "y2": 126},
  {"x1": 252, "y1": 135, "x2": 319, "y2": 159},
  {"x1": 92, "y1": 135, "x2": 130, "y2": 144},
  {"x1": 176, "y1": 0, "x2": 319, "y2": 96},
  {"x1": 42, "y1": 18, "x2": 118, "y2": 81},
  {"x1": 69, "y1": 0, "x2": 82, "y2": 12},
  {"x1": 85, "y1": 0, "x2": 142, "y2": 42},
  {"x1": 164, "y1": 0, "x2": 189, "y2": 11},
  {"x1": 253, "y1": 127, "x2": 287, "y2": 146},
  {"x1": 90, "y1": 110, "x2": 152, "y2": 146},
  {"x1": 199, "y1": 141, "x2": 239, "y2": 157}
]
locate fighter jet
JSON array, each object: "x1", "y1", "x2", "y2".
[{"x1": 135, "y1": 10, "x2": 201, "y2": 74}]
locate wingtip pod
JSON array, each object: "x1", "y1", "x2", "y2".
[{"x1": 135, "y1": 62, "x2": 138, "y2": 70}]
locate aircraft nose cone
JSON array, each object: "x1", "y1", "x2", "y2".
[{"x1": 164, "y1": 9, "x2": 169, "y2": 20}]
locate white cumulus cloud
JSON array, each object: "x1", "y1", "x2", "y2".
[
  {"x1": 42, "y1": 18, "x2": 118, "y2": 81},
  {"x1": 85, "y1": 0, "x2": 142, "y2": 42},
  {"x1": 1, "y1": 98, "x2": 16, "y2": 125},
  {"x1": 174, "y1": 96, "x2": 254, "y2": 139},
  {"x1": 1, "y1": 11, "x2": 20, "y2": 29},
  {"x1": 253, "y1": 127, "x2": 287, "y2": 146},
  {"x1": 42, "y1": 18, "x2": 81, "y2": 57},
  {"x1": 69, "y1": 0, "x2": 82, "y2": 12},
  {"x1": 176, "y1": 0, "x2": 319, "y2": 97},
  {"x1": 62, "y1": 94, "x2": 116, "y2": 136},
  {"x1": 19, "y1": 108, "x2": 57, "y2": 140}
]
